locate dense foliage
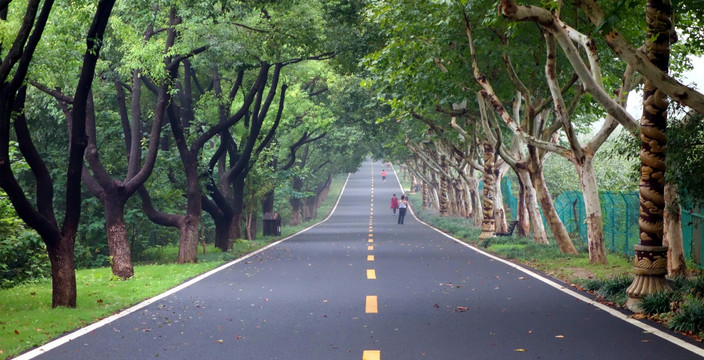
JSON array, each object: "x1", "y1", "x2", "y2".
[{"x1": 0, "y1": 191, "x2": 50, "y2": 288}]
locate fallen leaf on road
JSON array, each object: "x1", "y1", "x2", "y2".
[
  {"x1": 632, "y1": 313, "x2": 647, "y2": 320},
  {"x1": 555, "y1": 335, "x2": 564, "y2": 338},
  {"x1": 514, "y1": 349, "x2": 526, "y2": 352},
  {"x1": 518, "y1": 277, "x2": 529, "y2": 280},
  {"x1": 641, "y1": 340, "x2": 650, "y2": 343},
  {"x1": 455, "y1": 306, "x2": 469, "y2": 312},
  {"x1": 217, "y1": 339, "x2": 223, "y2": 344},
  {"x1": 433, "y1": 304, "x2": 440, "y2": 308}
]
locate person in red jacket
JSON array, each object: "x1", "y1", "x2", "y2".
[
  {"x1": 390, "y1": 194, "x2": 399, "y2": 215},
  {"x1": 381, "y1": 169, "x2": 387, "y2": 183}
]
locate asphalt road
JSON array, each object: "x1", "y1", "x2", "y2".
[{"x1": 22, "y1": 160, "x2": 704, "y2": 359}]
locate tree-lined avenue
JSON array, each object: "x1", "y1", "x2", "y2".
[{"x1": 21, "y1": 160, "x2": 704, "y2": 360}]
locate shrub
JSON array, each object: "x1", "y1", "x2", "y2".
[
  {"x1": 0, "y1": 230, "x2": 50, "y2": 288},
  {"x1": 575, "y1": 275, "x2": 633, "y2": 305},
  {"x1": 596, "y1": 275, "x2": 633, "y2": 298},
  {"x1": 669, "y1": 296, "x2": 704, "y2": 334},
  {"x1": 641, "y1": 291, "x2": 675, "y2": 315},
  {"x1": 579, "y1": 278, "x2": 603, "y2": 292},
  {"x1": 687, "y1": 276, "x2": 704, "y2": 298}
]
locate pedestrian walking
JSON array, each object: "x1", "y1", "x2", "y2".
[
  {"x1": 381, "y1": 169, "x2": 386, "y2": 183},
  {"x1": 390, "y1": 194, "x2": 399, "y2": 215},
  {"x1": 398, "y1": 195, "x2": 408, "y2": 224}
]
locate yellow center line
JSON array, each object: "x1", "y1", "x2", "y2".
[
  {"x1": 367, "y1": 269, "x2": 376, "y2": 279},
  {"x1": 363, "y1": 350, "x2": 380, "y2": 360},
  {"x1": 367, "y1": 255, "x2": 374, "y2": 261},
  {"x1": 365, "y1": 295, "x2": 378, "y2": 313},
  {"x1": 368, "y1": 245, "x2": 374, "y2": 251},
  {"x1": 368, "y1": 239, "x2": 373, "y2": 243}
]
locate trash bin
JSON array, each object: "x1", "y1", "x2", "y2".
[{"x1": 263, "y1": 212, "x2": 281, "y2": 236}]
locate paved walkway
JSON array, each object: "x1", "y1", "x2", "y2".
[{"x1": 20, "y1": 160, "x2": 704, "y2": 359}]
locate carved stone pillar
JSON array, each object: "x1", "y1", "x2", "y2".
[{"x1": 626, "y1": 0, "x2": 671, "y2": 310}]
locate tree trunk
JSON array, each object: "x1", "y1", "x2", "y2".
[
  {"x1": 214, "y1": 216, "x2": 232, "y2": 251},
  {"x1": 439, "y1": 155, "x2": 449, "y2": 216},
  {"x1": 46, "y1": 237, "x2": 77, "y2": 308},
  {"x1": 304, "y1": 196, "x2": 317, "y2": 221},
  {"x1": 531, "y1": 164, "x2": 578, "y2": 254},
  {"x1": 455, "y1": 180, "x2": 467, "y2": 218},
  {"x1": 479, "y1": 142, "x2": 496, "y2": 239},
  {"x1": 319, "y1": 180, "x2": 331, "y2": 203},
  {"x1": 177, "y1": 213, "x2": 200, "y2": 264},
  {"x1": 515, "y1": 170, "x2": 531, "y2": 237},
  {"x1": 466, "y1": 177, "x2": 482, "y2": 227},
  {"x1": 527, "y1": 146, "x2": 577, "y2": 253},
  {"x1": 229, "y1": 175, "x2": 245, "y2": 241},
  {"x1": 517, "y1": 169, "x2": 548, "y2": 244},
  {"x1": 230, "y1": 212, "x2": 242, "y2": 242},
  {"x1": 421, "y1": 164, "x2": 429, "y2": 209},
  {"x1": 575, "y1": 159, "x2": 607, "y2": 263},
  {"x1": 245, "y1": 211, "x2": 256, "y2": 241},
  {"x1": 104, "y1": 197, "x2": 134, "y2": 278},
  {"x1": 289, "y1": 176, "x2": 303, "y2": 226},
  {"x1": 627, "y1": 0, "x2": 672, "y2": 307},
  {"x1": 664, "y1": 184, "x2": 686, "y2": 277},
  {"x1": 262, "y1": 190, "x2": 275, "y2": 215},
  {"x1": 177, "y1": 168, "x2": 202, "y2": 263},
  {"x1": 493, "y1": 176, "x2": 507, "y2": 233}
]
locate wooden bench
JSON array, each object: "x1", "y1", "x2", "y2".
[
  {"x1": 481, "y1": 220, "x2": 519, "y2": 248},
  {"x1": 494, "y1": 220, "x2": 518, "y2": 236}
]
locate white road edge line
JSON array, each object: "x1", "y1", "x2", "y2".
[
  {"x1": 390, "y1": 162, "x2": 704, "y2": 358},
  {"x1": 15, "y1": 173, "x2": 353, "y2": 360}
]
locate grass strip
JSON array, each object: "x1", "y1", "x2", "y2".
[{"x1": 0, "y1": 174, "x2": 347, "y2": 359}]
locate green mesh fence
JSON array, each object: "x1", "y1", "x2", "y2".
[
  {"x1": 551, "y1": 191, "x2": 703, "y2": 266},
  {"x1": 502, "y1": 178, "x2": 517, "y2": 221},
  {"x1": 683, "y1": 209, "x2": 704, "y2": 266}
]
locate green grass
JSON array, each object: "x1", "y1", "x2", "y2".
[
  {"x1": 0, "y1": 262, "x2": 221, "y2": 358},
  {"x1": 0, "y1": 174, "x2": 347, "y2": 359}
]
